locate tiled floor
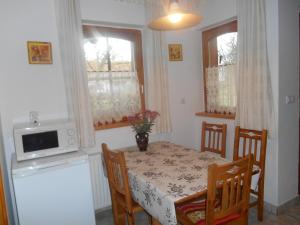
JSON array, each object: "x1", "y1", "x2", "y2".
[{"x1": 96, "y1": 203, "x2": 300, "y2": 225}]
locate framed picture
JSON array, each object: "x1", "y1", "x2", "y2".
[
  {"x1": 168, "y1": 44, "x2": 183, "y2": 61},
  {"x1": 27, "y1": 41, "x2": 52, "y2": 64}
]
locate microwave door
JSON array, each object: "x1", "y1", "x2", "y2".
[{"x1": 22, "y1": 131, "x2": 59, "y2": 153}]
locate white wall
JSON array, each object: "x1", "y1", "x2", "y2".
[
  {"x1": 166, "y1": 29, "x2": 202, "y2": 148},
  {"x1": 0, "y1": 1, "x2": 68, "y2": 223},
  {"x1": 80, "y1": 0, "x2": 145, "y2": 26},
  {"x1": 277, "y1": 0, "x2": 300, "y2": 205},
  {"x1": 262, "y1": 0, "x2": 280, "y2": 207},
  {"x1": 199, "y1": 0, "x2": 237, "y2": 28},
  {"x1": 0, "y1": 0, "x2": 68, "y2": 159},
  {"x1": 265, "y1": 0, "x2": 280, "y2": 207}
]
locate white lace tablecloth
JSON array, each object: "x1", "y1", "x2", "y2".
[{"x1": 122, "y1": 141, "x2": 230, "y2": 225}]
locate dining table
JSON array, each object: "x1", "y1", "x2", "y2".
[{"x1": 118, "y1": 141, "x2": 232, "y2": 225}]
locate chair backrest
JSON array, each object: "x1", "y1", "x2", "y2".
[
  {"x1": 102, "y1": 143, "x2": 133, "y2": 210},
  {"x1": 201, "y1": 121, "x2": 227, "y2": 158},
  {"x1": 206, "y1": 155, "x2": 254, "y2": 225},
  {"x1": 233, "y1": 126, "x2": 267, "y2": 170}
]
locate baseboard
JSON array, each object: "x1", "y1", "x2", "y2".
[
  {"x1": 250, "y1": 195, "x2": 300, "y2": 215},
  {"x1": 263, "y1": 200, "x2": 279, "y2": 215},
  {"x1": 95, "y1": 205, "x2": 112, "y2": 214},
  {"x1": 96, "y1": 196, "x2": 300, "y2": 216},
  {"x1": 276, "y1": 196, "x2": 300, "y2": 215}
]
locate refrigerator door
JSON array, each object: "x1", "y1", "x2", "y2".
[{"x1": 13, "y1": 157, "x2": 96, "y2": 225}]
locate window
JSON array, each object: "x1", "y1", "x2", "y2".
[
  {"x1": 201, "y1": 21, "x2": 237, "y2": 118},
  {"x1": 82, "y1": 25, "x2": 145, "y2": 130}
]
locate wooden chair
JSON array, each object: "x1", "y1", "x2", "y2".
[
  {"x1": 176, "y1": 155, "x2": 254, "y2": 225},
  {"x1": 233, "y1": 126, "x2": 267, "y2": 221},
  {"x1": 102, "y1": 143, "x2": 151, "y2": 225},
  {"x1": 201, "y1": 121, "x2": 227, "y2": 158}
]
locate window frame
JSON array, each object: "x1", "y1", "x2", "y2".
[
  {"x1": 82, "y1": 25, "x2": 146, "y2": 130},
  {"x1": 200, "y1": 20, "x2": 237, "y2": 119}
]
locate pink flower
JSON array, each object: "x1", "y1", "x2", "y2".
[
  {"x1": 128, "y1": 109, "x2": 160, "y2": 134},
  {"x1": 150, "y1": 111, "x2": 159, "y2": 120}
]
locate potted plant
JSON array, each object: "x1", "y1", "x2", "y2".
[{"x1": 128, "y1": 110, "x2": 159, "y2": 151}]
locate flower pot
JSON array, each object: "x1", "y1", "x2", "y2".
[{"x1": 135, "y1": 132, "x2": 149, "y2": 151}]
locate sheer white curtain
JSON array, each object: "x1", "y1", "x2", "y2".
[
  {"x1": 206, "y1": 65, "x2": 237, "y2": 114},
  {"x1": 144, "y1": 0, "x2": 172, "y2": 133},
  {"x1": 54, "y1": 0, "x2": 95, "y2": 147},
  {"x1": 83, "y1": 28, "x2": 143, "y2": 126},
  {"x1": 236, "y1": 0, "x2": 274, "y2": 134},
  {"x1": 88, "y1": 71, "x2": 141, "y2": 126}
]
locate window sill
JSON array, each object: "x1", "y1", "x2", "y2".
[
  {"x1": 94, "y1": 121, "x2": 131, "y2": 131},
  {"x1": 195, "y1": 112, "x2": 235, "y2": 120}
]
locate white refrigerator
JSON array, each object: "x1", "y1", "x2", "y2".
[{"x1": 12, "y1": 151, "x2": 96, "y2": 225}]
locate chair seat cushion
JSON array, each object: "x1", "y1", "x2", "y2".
[
  {"x1": 176, "y1": 201, "x2": 207, "y2": 223},
  {"x1": 176, "y1": 200, "x2": 241, "y2": 225},
  {"x1": 195, "y1": 213, "x2": 241, "y2": 225}
]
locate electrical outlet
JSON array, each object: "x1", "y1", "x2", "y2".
[{"x1": 29, "y1": 111, "x2": 39, "y2": 124}]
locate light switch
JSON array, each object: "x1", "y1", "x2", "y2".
[{"x1": 285, "y1": 96, "x2": 296, "y2": 104}]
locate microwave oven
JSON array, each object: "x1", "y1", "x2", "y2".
[{"x1": 13, "y1": 119, "x2": 79, "y2": 161}]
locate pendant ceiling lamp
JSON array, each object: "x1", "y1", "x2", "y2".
[{"x1": 148, "y1": 0, "x2": 202, "y2": 31}]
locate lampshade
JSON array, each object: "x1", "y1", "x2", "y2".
[{"x1": 148, "y1": 0, "x2": 202, "y2": 31}]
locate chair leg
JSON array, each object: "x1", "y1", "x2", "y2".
[
  {"x1": 111, "y1": 192, "x2": 120, "y2": 225},
  {"x1": 111, "y1": 198, "x2": 126, "y2": 225},
  {"x1": 257, "y1": 183, "x2": 264, "y2": 221},
  {"x1": 257, "y1": 194, "x2": 264, "y2": 221},
  {"x1": 243, "y1": 210, "x2": 249, "y2": 225},
  {"x1": 117, "y1": 205, "x2": 126, "y2": 225},
  {"x1": 127, "y1": 212, "x2": 135, "y2": 225}
]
